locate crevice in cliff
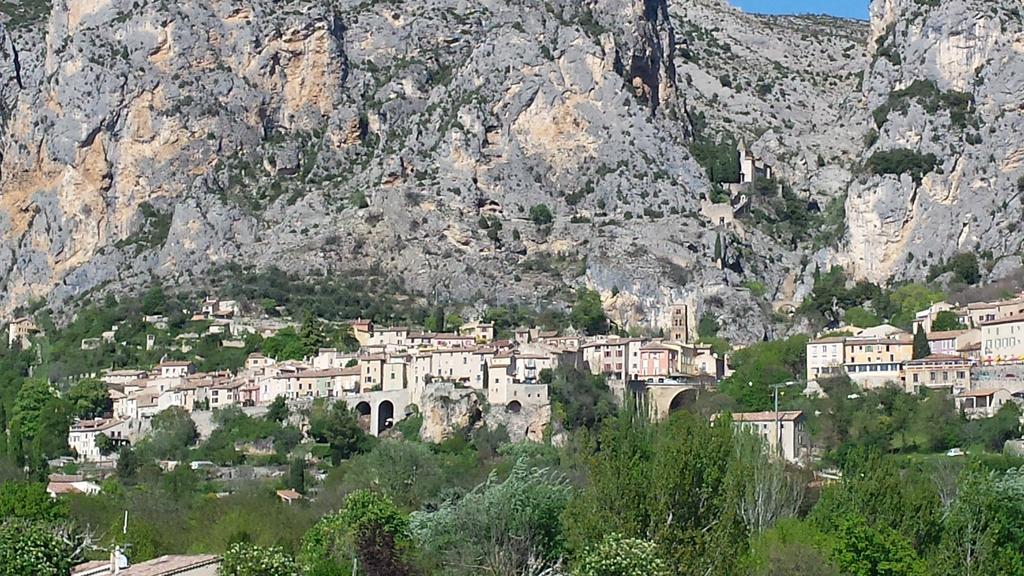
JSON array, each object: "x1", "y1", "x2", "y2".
[{"x1": 10, "y1": 38, "x2": 22, "y2": 89}]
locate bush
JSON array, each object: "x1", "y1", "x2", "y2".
[
  {"x1": 866, "y1": 149, "x2": 938, "y2": 183},
  {"x1": 220, "y1": 542, "x2": 299, "y2": 576},
  {"x1": 928, "y1": 252, "x2": 981, "y2": 285},
  {"x1": 574, "y1": 533, "x2": 669, "y2": 576},
  {"x1": 529, "y1": 204, "x2": 553, "y2": 226}
]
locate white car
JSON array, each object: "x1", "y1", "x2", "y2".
[{"x1": 946, "y1": 448, "x2": 965, "y2": 457}]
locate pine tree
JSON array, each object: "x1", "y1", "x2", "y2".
[{"x1": 913, "y1": 325, "x2": 930, "y2": 359}]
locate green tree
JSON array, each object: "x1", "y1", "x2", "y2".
[
  {"x1": 698, "y1": 312, "x2": 720, "y2": 339},
  {"x1": 144, "y1": 407, "x2": 198, "y2": 460},
  {"x1": 116, "y1": 446, "x2": 140, "y2": 483},
  {"x1": 844, "y1": 307, "x2": 881, "y2": 328},
  {"x1": 720, "y1": 335, "x2": 807, "y2": 411},
  {"x1": 0, "y1": 481, "x2": 68, "y2": 522},
  {"x1": 298, "y1": 311, "x2": 327, "y2": 357},
  {"x1": 12, "y1": 379, "x2": 70, "y2": 459},
  {"x1": 287, "y1": 459, "x2": 305, "y2": 495},
  {"x1": 529, "y1": 204, "x2": 554, "y2": 226},
  {"x1": 95, "y1": 433, "x2": 117, "y2": 456},
  {"x1": 564, "y1": 411, "x2": 748, "y2": 575},
  {"x1": 937, "y1": 466, "x2": 1024, "y2": 575},
  {"x1": 260, "y1": 328, "x2": 306, "y2": 361},
  {"x1": 931, "y1": 310, "x2": 965, "y2": 332},
  {"x1": 0, "y1": 518, "x2": 74, "y2": 576},
  {"x1": 912, "y1": 326, "x2": 930, "y2": 359},
  {"x1": 570, "y1": 289, "x2": 609, "y2": 335},
  {"x1": 141, "y1": 286, "x2": 166, "y2": 315},
  {"x1": 265, "y1": 396, "x2": 289, "y2": 423},
  {"x1": 714, "y1": 234, "x2": 723, "y2": 262},
  {"x1": 66, "y1": 378, "x2": 112, "y2": 420},
  {"x1": 574, "y1": 533, "x2": 669, "y2": 576},
  {"x1": 308, "y1": 400, "x2": 372, "y2": 464},
  {"x1": 220, "y1": 542, "x2": 299, "y2": 576},
  {"x1": 301, "y1": 490, "x2": 409, "y2": 574},
  {"x1": 412, "y1": 461, "x2": 571, "y2": 576},
  {"x1": 829, "y1": 515, "x2": 928, "y2": 576},
  {"x1": 549, "y1": 366, "x2": 617, "y2": 430}
]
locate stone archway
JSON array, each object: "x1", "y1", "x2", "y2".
[
  {"x1": 355, "y1": 401, "x2": 372, "y2": 432},
  {"x1": 506, "y1": 400, "x2": 523, "y2": 414},
  {"x1": 377, "y1": 400, "x2": 395, "y2": 435},
  {"x1": 668, "y1": 389, "x2": 698, "y2": 414}
]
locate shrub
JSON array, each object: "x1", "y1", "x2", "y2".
[
  {"x1": 866, "y1": 149, "x2": 938, "y2": 183},
  {"x1": 529, "y1": 204, "x2": 553, "y2": 226}
]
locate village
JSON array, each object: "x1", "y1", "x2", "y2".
[{"x1": 8, "y1": 284, "x2": 1022, "y2": 482}]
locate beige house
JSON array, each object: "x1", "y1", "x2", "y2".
[
  {"x1": 102, "y1": 369, "x2": 149, "y2": 386},
  {"x1": 966, "y1": 294, "x2": 1024, "y2": 328},
  {"x1": 581, "y1": 338, "x2": 644, "y2": 382},
  {"x1": 157, "y1": 360, "x2": 195, "y2": 379},
  {"x1": 928, "y1": 329, "x2": 980, "y2": 357},
  {"x1": 722, "y1": 411, "x2": 807, "y2": 464},
  {"x1": 806, "y1": 336, "x2": 846, "y2": 382},
  {"x1": 69, "y1": 418, "x2": 131, "y2": 462},
  {"x1": 431, "y1": 348, "x2": 485, "y2": 386},
  {"x1": 981, "y1": 316, "x2": 1024, "y2": 365},
  {"x1": 843, "y1": 335, "x2": 913, "y2": 388},
  {"x1": 903, "y1": 354, "x2": 972, "y2": 395},
  {"x1": 956, "y1": 388, "x2": 1016, "y2": 419},
  {"x1": 349, "y1": 319, "x2": 374, "y2": 346},
  {"x1": 7, "y1": 317, "x2": 38, "y2": 349},
  {"x1": 360, "y1": 354, "x2": 386, "y2": 391},
  {"x1": 245, "y1": 353, "x2": 275, "y2": 372},
  {"x1": 209, "y1": 380, "x2": 244, "y2": 409},
  {"x1": 459, "y1": 321, "x2": 495, "y2": 343},
  {"x1": 369, "y1": 326, "x2": 409, "y2": 348}
]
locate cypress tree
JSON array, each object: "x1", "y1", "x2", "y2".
[{"x1": 913, "y1": 325, "x2": 930, "y2": 359}]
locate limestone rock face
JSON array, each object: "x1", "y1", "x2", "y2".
[
  {"x1": 417, "y1": 385, "x2": 484, "y2": 444},
  {"x1": 1, "y1": 0, "x2": 1019, "y2": 342},
  {"x1": 841, "y1": 0, "x2": 1024, "y2": 283},
  {"x1": 487, "y1": 401, "x2": 551, "y2": 443}
]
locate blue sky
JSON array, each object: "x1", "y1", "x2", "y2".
[{"x1": 731, "y1": 0, "x2": 870, "y2": 20}]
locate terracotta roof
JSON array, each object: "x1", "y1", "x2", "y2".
[
  {"x1": 276, "y1": 489, "x2": 303, "y2": 500},
  {"x1": 49, "y1": 474, "x2": 84, "y2": 483},
  {"x1": 927, "y1": 330, "x2": 968, "y2": 340},
  {"x1": 845, "y1": 335, "x2": 913, "y2": 345},
  {"x1": 47, "y1": 482, "x2": 85, "y2": 495},
  {"x1": 958, "y1": 389, "x2": 1007, "y2": 398},
  {"x1": 120, "y1": 554, "x2": 221, "y2": 576},
  {"x1": 726, "y1": 410, "x2": 804, "y2": 423},
  {"x1": 810, "y1": 336, "x2": 847, "y2": 344},
  {"x1": 981, "y1": 316, "x2": 1024, "y2": 327},
  {"x1": 105, "y1": 369, "x2": 149, "y2": 376},
  {"x1": 906, "y1": 354, "x2": 970, "y2": 365},
  {"x1": 641, "y1": 342, "x2": 677, "y2": 351},
  {"x1": 158, "y1": 361, "x2": 193, "y2": 367},
  {"x1": 71, "y1": 418, "x2": 125, "y2": 433},
  {"x1": 958, "y1": 342, "x2": 982, "y2": 351}
]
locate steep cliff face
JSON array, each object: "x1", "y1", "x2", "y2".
[
  {"x1": 7, "y1": 0, "x2": 1017, "y2": 341},
  {"x1": 842, "y1": 0, "x2": 1024, "y2": 283},
  {"x1": 0, "y1": 0, "x2": 795, "y2": 343}
]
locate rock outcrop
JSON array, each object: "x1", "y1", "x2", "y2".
[
  {"x1": 1, "y1": 0, "x2": 1020, "y2": 341},
  {"x1": 841, "y1": 0, "x2": 1024, "y2": 283}
]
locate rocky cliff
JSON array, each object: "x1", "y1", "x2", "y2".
[
  {"x1": 1, "y1": 0, "x2": 1020, "y2": 341},
  {"x1": 842, "y1": 0, "x2": 1024, "y2": 283}
]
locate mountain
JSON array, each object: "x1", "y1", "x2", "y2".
[
  {"x1": 0, "y1": 0, "x2": 1021, "y2": 343},
  {"x1": 842, "y1": 0, "x2": 1024, "y2": 284}
]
